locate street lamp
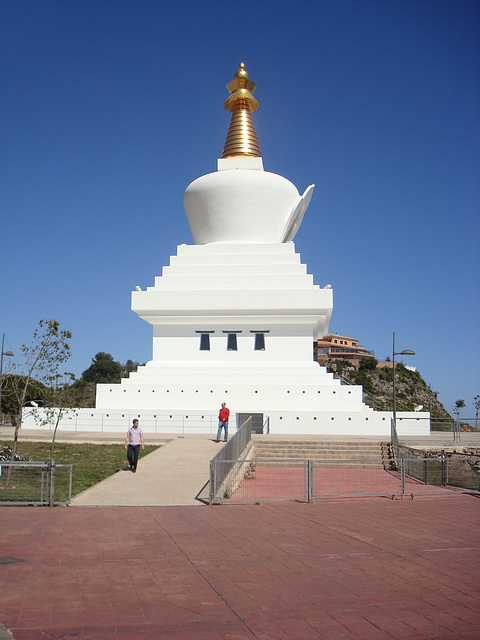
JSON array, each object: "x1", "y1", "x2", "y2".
[
  {"x1": 392, "y1": 331, "x2": 415, "y2": 434},
  {"x1": 0, "y1": 333, "x2": 14, "y2": 425}
]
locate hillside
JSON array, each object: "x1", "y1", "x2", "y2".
[{"x1": 325, "y1": 359, "x2": 451, "y2": 420}]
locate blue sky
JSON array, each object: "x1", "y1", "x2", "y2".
[{"x1": 1, "y1": 0, "x2": 479, "y2": 417}]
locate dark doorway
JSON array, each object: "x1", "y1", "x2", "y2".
[{"x1": 237, "y1": 413, "x2": 264, "y2": 434}]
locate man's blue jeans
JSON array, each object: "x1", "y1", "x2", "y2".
[{"x1": 217, "y1": 421, "x2": 229, "y2": 441}]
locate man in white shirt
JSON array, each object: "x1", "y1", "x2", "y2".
[{"x1": 124, "y1": 419, "x2": 144, "y2": 472}]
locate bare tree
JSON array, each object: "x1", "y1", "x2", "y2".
[
  {"x1": 7, "y1": 320, "x2": 72, "y2": 466},
  {"x1": 474, "y1": 395, "x2": 480, "y2": 432},
  {"x1": 45, "y1": 371, "x2": 77, "y2": 451}
]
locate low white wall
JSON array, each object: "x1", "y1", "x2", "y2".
[
  {"x1": 395, "y1": 413, "x2": 431, "y2": 436},
  {"x1": 20, "y1": 408, "x2": 431, "y2": 437},
  {"x1": 20, "y1": 409, "x2": 224, "y2": 435},
  {"x1": 268, "y1": 411, "x2": 392, "y2": 436}
]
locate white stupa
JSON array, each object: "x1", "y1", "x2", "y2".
[{"x1": 94, "y1": 63, "x2": 429, "y2": 436}]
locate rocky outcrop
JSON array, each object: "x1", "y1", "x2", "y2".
[{"x1": 325, "y1": 360, "x2": 451, "y2": 418}]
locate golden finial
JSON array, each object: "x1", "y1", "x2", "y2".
[
  {"x1": 236, "y1": 62, "x2": 248, "y2": 79},
  {"x1": 222, "y1": 62, "x2": 261, "y2": 158}
]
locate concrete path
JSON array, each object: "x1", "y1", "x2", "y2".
[{"x1": 70, "y1": 434, "x2": 220, "y2": 507}]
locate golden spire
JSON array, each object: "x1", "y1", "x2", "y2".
[{"x1": 221, "y1": 62, "x2": 261, "y2": 158}]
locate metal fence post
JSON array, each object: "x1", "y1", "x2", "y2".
[
  {"x1": 454, "y1": 418, "x2": 461, "y2": 442},
  {"x1": 41, "y1": 467, "x2": 45, "y2": 504},
  {"x1": 49, "y1": 459, "x2": 55, "y2": 507},
  {"x1": 209, "y1": 460, "x2": 214, "y2": 505},
  {"x1": 307, "y1": 460, "x2": 313, "y2": 503},
  {"x1": 400, "y1": 458, "x2": 405, "y2": 495},
  {"x1": 441, "y1": 452, "x2": 446, "y2": 486},
  {"x1": 68, "y1": 464, "x2": 73, "y2": 503}
]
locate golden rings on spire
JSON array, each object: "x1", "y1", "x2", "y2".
[{"x1": 222, "y1": 63, "x2": 261, "y2": 158}]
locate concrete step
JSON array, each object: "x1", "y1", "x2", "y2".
[
  {"x1": 253, "y1": 440, "x2": 388, "y2": 461},
  {"x1": 254, "y1": 452, "x2": 387, "y2": 459},
  {"x1": 253, "y1": 440, "x2": 384, "y2": 448},
  {"x1": 254, "y1": 440, "x2": 383, "y2": 447},
  {"x1": 253, "y1": 451, "x2": 387, "y2": 457},
  {"x1": 253, "y1": 444, "x2": 383, "y2": 451}
]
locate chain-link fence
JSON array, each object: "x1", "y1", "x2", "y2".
[
  {"x1": 311, "y1": 457, "x2": 458, "y2": 498},
  {"x1": 0, "y1": 461, "x2": 72, "y2": 506},
  {"x1": 209, "y1": 417, "x2": 252, "y2": 503},
  {"x1": 398, "y1": 443, "x2": 480, "y2": 492},
  {"x1": 209, "y1": 456, "x2": 478, "y2": 504},
  {"x1": 210, "y1": 459, "x2": 307, "y2": 504}
]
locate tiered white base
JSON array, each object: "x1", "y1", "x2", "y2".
[{"x1": 91, "y1": 242, "x2": 430, "y2": 437}]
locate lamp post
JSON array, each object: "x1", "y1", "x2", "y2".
[
  {"x1": 0, "y1": 333, "x2": 14, "y2": 425},
  {"x1": 392, "y1": 331, "x2": 415, "y2": 434}
]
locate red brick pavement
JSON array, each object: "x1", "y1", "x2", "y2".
[{"x1": 0, "y1": 496, "x2": 479, "y2": 639}]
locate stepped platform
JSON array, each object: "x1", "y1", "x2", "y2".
[{"x1": 252, "y1": 434, "x2": 386, "y2": 460}]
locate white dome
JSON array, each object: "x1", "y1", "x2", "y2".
[{"x1": 184, "y1": 169, "x2": 300, "y2": 244}]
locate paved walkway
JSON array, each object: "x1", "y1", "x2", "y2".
[
  {"x1": 71, "y1": 435, "x2": 219, "y2": 507},
  {"x1": 0, "y1": 496, "x2": 479, "y2": 639},
  {"x1": 1, "y1": 429, "x2": 479, "y2": 638}
]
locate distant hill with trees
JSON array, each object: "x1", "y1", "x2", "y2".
[{"x1": 325, "y1": 357, "x2": 452, "y2": 420}]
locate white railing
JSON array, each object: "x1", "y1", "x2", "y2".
[{"x1": 20, "y1": 409, "x2": 228, "y2": 435}]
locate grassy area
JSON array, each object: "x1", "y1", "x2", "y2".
[{"x1": 1, "y1": 441, "x2": 160, "y2": 498}]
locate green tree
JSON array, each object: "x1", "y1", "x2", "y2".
[
  {"x1": 359, "y1": 357, "x2": 378, "y2": 371},
  {"x1": 453, "y1": 399, "x2": 465, "y2": 418},
  {"x1": 122, "y1": 359, "x2": 140, "y2": 377},
  {"x1": 82, "y1": 352, "x2": 122, "y2": 383},
  {"x1": 70, "y1": 378, "x2": 96, "y2": 408},
  {"x1": 350, "y1": 369, "x2": 374, "y2": 393},
  {"x1": 1, "y1": 374, "x2": 50, "y2": 415},
  {"x1": 6, "y1": 320, "x2": 72, "y2": 471}
]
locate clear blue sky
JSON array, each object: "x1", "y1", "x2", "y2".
[{"x1": 1, "y1": 0, "x2": 479, "y2": 417}]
